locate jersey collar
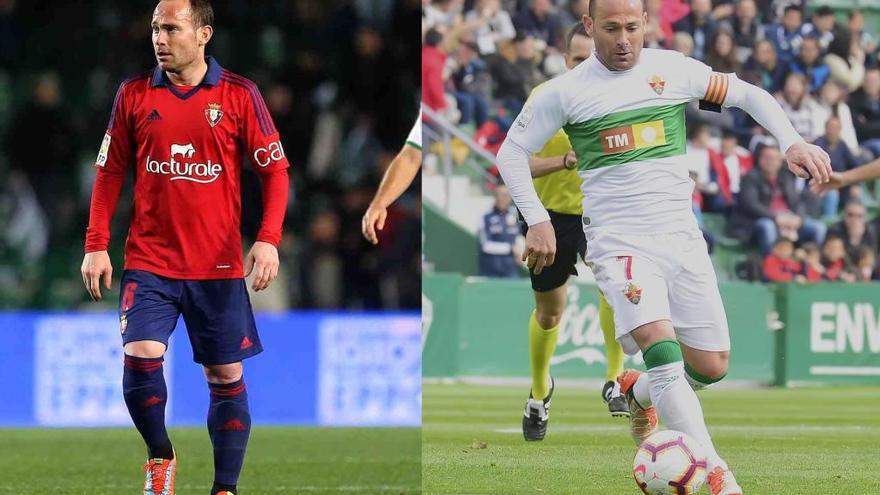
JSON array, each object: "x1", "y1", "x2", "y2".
[
  {"x1": 589, "y1": 49, "x2": 637, "y2": 75},
  {"x1": 151, "y1": 56, "x2": 223, "y2": 99}
]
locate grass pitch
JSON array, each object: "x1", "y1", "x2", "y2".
[
  {"x1": 1, "y1": 426, "x2": 420, "y2": 494},
  {"x1": 423, "y1": 383, "x2": 880, "y2": 494}
]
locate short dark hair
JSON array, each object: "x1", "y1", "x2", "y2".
[
  {"x1": 814, "y1": 5, "x2": 834, "y2": 18},
  {"x1": 425, "y1": 28, "x2": 443, "y2": 47},
  {"x1": 588, "y1": 0, "x2": 646, "y2": 18},
  {"x1": 755, "y1": 141, "x2": 780, "y2": 160},
  {"x1": 783, "y1": 4, "x2": 802, "y2": 16},
  {"x1": 187, "y1": 0, "x2": 214, "y2": 28},
  {"x1": 565, "y1": 22, "x2": 589, "y2": 51},
  {"x1": 773, "y1": 237, "x2": 794, "y2": 247}
]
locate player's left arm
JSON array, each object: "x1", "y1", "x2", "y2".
[
  {"x1": 683, "y1": 56, "x2": 832, "y2": 183},
  {"x1": 362, "y1": 111, "x2": 422, "y2": 244},
  {"x1": 240, "y1": 82, "x2": 290, "y2": 291}
]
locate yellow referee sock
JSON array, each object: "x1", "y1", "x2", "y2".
[
  {"x1": 529, "y1": 309, "x2": 558, "y2": 400},
  {"x1": 599, "y1": 293, "x2": 624, "y2": 382}
]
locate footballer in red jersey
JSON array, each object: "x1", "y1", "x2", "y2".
[{"x1": 80, "y1": 1, "x2": 287, "y2": 494}]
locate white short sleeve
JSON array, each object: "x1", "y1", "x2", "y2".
[
  {"x1": 405, "y1": 110, "x2": 422, "y2": 150},
  {"x1": 505, "y1": 84, "x2": 566, "y2": 154}
]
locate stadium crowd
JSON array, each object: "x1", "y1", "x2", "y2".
[
  {"x1": 423, "y1": 0, "x2": 880, "y2": 283},
  {"x1": 0, "y1": 0, "x2": 421, "y2": 309}
]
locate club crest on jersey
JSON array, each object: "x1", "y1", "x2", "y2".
[
  {"x1": 623, "y1": 282, "x2": 642, "y2": 305},
  {"x1": 647, "y1": 75, "x2": 665, "y2": 95},
  {"x1": 205, "y1": 103, "x2": 223, "y2": 127}
]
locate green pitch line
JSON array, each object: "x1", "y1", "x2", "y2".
[
  {"x1": 423, "y1": 383, "x2": 880, "y2": 494},
  {"x1": 0, "y1": 426, "x2": 420, "y2": 494}
]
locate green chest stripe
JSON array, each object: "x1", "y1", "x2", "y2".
[{"x1": 563, "y1": 103, "x2": 687, "y2": 170}]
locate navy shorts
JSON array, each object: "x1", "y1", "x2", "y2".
[{"x1": 119, "y1": 270, "x2": 262, "y2": 365}]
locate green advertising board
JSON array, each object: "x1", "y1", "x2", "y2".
[
  {"x1": 424, "y1": 275, "x2": 775, "y2": 383},
  {"x1": 422, "y1": 273, "x2": 464, "y2": 378},
  {"x1": 775, "y1": 283, "x2": 880, "y2": 385}
]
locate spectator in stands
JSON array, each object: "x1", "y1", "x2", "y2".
[
  {"x1": 743, "y1": 39, "x2": 787, "y2": 94},
  {"x1": 777, "y1": 72, "x2": 825, "y2": 142},
  {"x1": 424, "y1": 0, "x2": 464, "y2": 30},
  {"x1": 763, "y1": 237, "x2": 804, "y2": 282},
  {"x1": 815, "y1": 81, "x2": 859, "y2": 154},
  {"x1": 640, "y1": 0, "x2": 667, "y2": 49},
  {"x1": 827, "y1": 199, "x2": 878, "y2": 262},
  {"x1": 672, "y1": 31, "x2": 695, "y2": 57},
  {"x1": 465, "y1": 0, "x2": 517, "y2": 56},
  {"x1": 788, "y1": 37, "x2": 830, "y2": 93},
  {"x1": 848, "y1": 9, "x2": 877, "y2": 57},
  {"x1": 728, "y1": 143, "x2": 826, "y2": 254},
  {"x1": 813, "y1": 116, "x2": 860, "y2": 217},
  {"x1": 725, "y1": 0, "x2": 764, "y2": 57},
  {"x1": 485, "y1": 38, "x2": 530, "y2": 113},
  {"x1": 684, "y1": 124, "x2": 717, "y2": 207},
  {"x1": 512, "y1": 0, "x2": 563, "y2": 51},
  {"x1": 709, "y1": 130, "x2": 754, "y2": 212},
  {"x1": 802, "y1": 5, "x2": 837, "y2": 52},
  {"x1": 854, "y1": 245, "x2": 878, "y2": 281},
  {"x1": 766, "y1": 4, "x2": 804, "y2": 64},
  {"x1": 513, "y1": 33, "x2": 545, "y2": 98},
  {"x1": 451, "y1": 39, "x2": 491, "y2": 127},
  {"x1": 478, "y1": 184, "x2": 521, "y2": 278},
  {"x1": 797, "y1": 241, "x2": 825, "y2": 281},
  {"x1": 705, "y1": 29, "x2": 742, "y2": 74},
  {"x1": 850, "y1": 68, "x2": 880, "y2": 159},
  {"x1": 422, "y1": 28, "x2": 449, "y2": 116},
  {"x1": 558, "y1": 0, "x2": 589, "y2": 29},
  {"x1": 7, "y1": 72, "x2": 76, "y2": 244},
  {"x1": 824, "y1": 27, "x2": 866, "y2": 93},
  {"x1": 672, "y1": 0, "x2": 718, "y2": 60},
  {"x1": 821, "y1": 233, "x2": 856, "y2": 282}
]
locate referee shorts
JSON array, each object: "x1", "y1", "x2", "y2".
[{"x1": 522, "y1": 210, "x2": 586, "y2": 292}]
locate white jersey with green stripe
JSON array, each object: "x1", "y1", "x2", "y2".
[
  {"x1": 405, "y1": 110, "x2": 422, "y2": 150},
  {"x1": 506, "y1": 48, "x2": 719, "y2": 235}
]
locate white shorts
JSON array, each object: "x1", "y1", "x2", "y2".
[{"x1": 585, "y1": 229, "x2": 731, "y2": 356}]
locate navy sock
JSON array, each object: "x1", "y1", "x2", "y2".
[
  {"x1": 122, "y1": 355, "x2": 173, "y2": 459},
  {"x1": 207, "y1": 378, "x2": 251, "y2": 487},
  {"x1": 211, "y1": 482, "x2": 237, "y2": 494}
]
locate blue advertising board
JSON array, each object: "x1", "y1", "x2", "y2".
[{"x1": 0, "y1": 311, "x2": 420, "y2": 427}]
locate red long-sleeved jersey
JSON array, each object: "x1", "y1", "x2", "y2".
[{"x1": 85, "y1": 57, "x2": 289, "y2": 279}]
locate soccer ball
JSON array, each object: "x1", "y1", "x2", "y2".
[{"x1": 632, "y1": 430, "x2": 708, "y2": 495}]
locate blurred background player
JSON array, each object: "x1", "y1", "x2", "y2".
[
  {"x1": 362, "y1": 110, "x2": 422, "y2": 244},
  {"x1": 521, "y1": 22, "x2": 627, "y2": 444},
  {"x1": 497, "y1": 0, "x2": 832, "y2": 491},
  {"x1": 80, "y1": 1, "x2": 288, "y2": 494}
]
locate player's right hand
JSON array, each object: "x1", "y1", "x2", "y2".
[
  {"x1": 361, "y1": 202, "x2": 387, "y2": 245},
  {"x1": 81, "y1": 250, "x2": 113, "y2": 301},
  {"x1": 523, "y1": 220, "x2": 556, "y2": 275}
]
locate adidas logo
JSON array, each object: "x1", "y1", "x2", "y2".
[
  {"x1": 146, "y1": 109, "x2": 162, "y2": 121},
  {"x1": 240, "y1": 336, "x2": 253, "y2": 349},
  {"x1": 219, "y1": 418, "x2": 247, "y2": 431}
]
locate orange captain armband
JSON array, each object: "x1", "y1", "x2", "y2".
[{"x1": 699, "y1": 72, "x2": 729, "y2": 113}]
